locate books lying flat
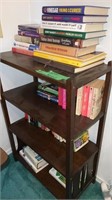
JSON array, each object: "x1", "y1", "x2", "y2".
[
  {"x1": 74, "y1": 131, "x2": 89, "y2": 152},
  {"x1": 40, "y1": 34, "x2": 99, "y2": 48},
  {"x1": 43, "y1": 29, "x2": 107, "y2": 39},
  {"x1": 42, "y1": 5, "x2": 109, "y2": 16},
  {"x1": 41, "y1": 21, "x2": 105, "y2": 32},
  {"x1": 39, "y1": 42, "x2": 97, "y2": 58},
  {"x1": 19, "y1": 149, "x2": 48, "y2": 173},
  {"x1": 24, "y1": 146, "x2": 48, "y2": 168},
  {"x1": 42, "y1": 14, "x2": 108, "y2": 23},
  {"x1": 18, "y1": 24, "x2": 40, "y2": 33},
  {"x1": 33, "y1": 50, "x2": 106, "y2": 68},
  {"x1": 49, "y1": 168, "x2": 66, "y2": 188}
]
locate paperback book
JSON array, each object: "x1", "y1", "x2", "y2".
[{"x1": 49, "y1": 168, "x2": 66, "y2": 188}]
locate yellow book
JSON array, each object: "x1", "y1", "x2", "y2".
[{"x1": 33, "y1": 50, "x2": 106, "y2": 67}]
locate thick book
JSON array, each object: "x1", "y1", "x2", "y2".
[
  {"x1": 18, "y1": 30, "x2": 40, "y2": 38},
  {"x1": 18, "y1": 24, "x2": 40, "y2": 33},
  {"x1": 89, "y1": 79, "x2": 105, "y2": 119},
  {"x1": 40, "y1": 34, "x2": 99, "y2": 48},
  {"x1": 42, "y1": 5, "x2": 109, "y2": 15},
  {"x1": 39, "y1": 42, "x2": 97, "y2": 57},
  {"x1": 23, "y1": 146, "x2": 48, "y2": 168},
  {"x1": 41, "y1": 21, "x2": 105, "y2": 32},
  {"x1": 33, "y1": 50, "x2": 106, "y2": 67},
  {"x1": 43, "y1": 29, "x2": 107, "y2": 39},
  {"x1": 49, "y1": 168, "x2": 66, "y2": 188},
  {"x1": 14, "y1": 34, "x2": 40, "y2": 45},
  {"x1": 12, "y1": 47, "x2": 34, "y2": 56},
  {"x1": 42, "y1": 14, "x2": 108, "y2": 23},
  {"x1": 75, "y1": 86, "x2": 83, "y2": 115},
  {"x1": 19, "y1": 149, "x2": 48, "y2": 173},
  {"x1": 13, "y1": 41, "x2": 39, "y2": 50},
  {"x1": 37, "y1": 90, "x2": 58, "y2": 103}
]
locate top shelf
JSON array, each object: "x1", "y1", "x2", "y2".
[{"x1": 1, "y1": 51, "x2": 112, "y2": 88}]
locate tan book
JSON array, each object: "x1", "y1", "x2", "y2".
[
  {"x1": 89, "y1": 79, "x2": 105, "y2": 119},
  {"x1": 39, "y1": 42, "x2": 96, "y2": 57}
]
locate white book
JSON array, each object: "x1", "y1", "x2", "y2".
[
  {"x1": 24, "y1": 146, "x2": 47, "y2": 168},
  {"x1": 41, "y1": 21, "x2": 105, "y2": 32},
  {"x1": 19, "y1": 149, "x2": 48, "y2": 173},
  {"x1": 49, "y1": 168, "x2": 66, "y2": 188}
]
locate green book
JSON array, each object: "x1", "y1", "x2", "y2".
[{"x1": 44, "y1": 29, "x2": 107, "y2": 39}]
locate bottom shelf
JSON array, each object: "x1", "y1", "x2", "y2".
[{"x1": 15, "y1": 152, "x2": 66, "y2": 199}]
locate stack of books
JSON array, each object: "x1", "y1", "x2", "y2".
[
  {"x1": 12, "y1": 24, "x2": 40, "y2": 56},
  {"x1": 19, "y1": 146, "x2": 48, "y2": 173},
  {"x1": 33, "y1": 5, "x2": 109, "y2": 72}
]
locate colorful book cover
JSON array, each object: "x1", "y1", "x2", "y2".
[
  {"x1": 41, "y1": 21, "x2": 104, "y2": 33},
  {"x1": 42, "y1": 6, "x2": 109, "y2": 15},
  {"x1": 49, "y1": 167, "x2": 66, "y2": 188},
  {"x1": 42, "y1": 14, "x2": 108, "y2": 23},
  {"x1": 74, "y1": 131, "x2": 89, "y2": 152},
  {"x1": 44, "y1": 29, "x2": 107, "y2": 39},
  {"x1": 81, "y1": 85, "x2": 90, "y2": 116}
]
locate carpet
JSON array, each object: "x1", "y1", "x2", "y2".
[{"x1": 0, "y1": 154, "x2": 103, "y2": 199}]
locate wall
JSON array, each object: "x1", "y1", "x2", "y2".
[
  {"x1": 0, "y1": 0, "x2": 112, "y2": 184},
  {"x1": 0, "y1": 0, "x2": 32, "y2": 153}
]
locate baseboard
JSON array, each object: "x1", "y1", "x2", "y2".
[
  {"x1": 6, "y1": 147, "x2": 12, "y2": 155},
  {"x1": 96, "y1": 175, "x2": 109, "y2": 186}
]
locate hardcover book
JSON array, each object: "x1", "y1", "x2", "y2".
[
  {"x1": 42, "y1": 5, "x2": 109, "y2": 16},
  {"x1": 14, "y1": 34, "x2": 40, "y2": 45},
  {"x1": 33, "y1": 50, "x2": 106, "y2": 67},
  {"x1": 43, "y1": 29, "x2": 107, "y2": 39},
  {"x1": 39, "y1": 42, "x2": 96, "y2": 57},
  {"x1": 40, "y1": 34, "x2": 99, "y2": 48},
  {"x1": 42, "y1": 14, "x2": 108, "y2": 23},
  {"x1": 41, "y1": 21, "x2": 105, "y2": 32},
  {"x1": 18, "y1": 24, "x2": 40, "y2": 33}
]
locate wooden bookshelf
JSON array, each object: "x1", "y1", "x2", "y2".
[{"x1": 1, "y1": 51, "x2": 112, "y2": 199}]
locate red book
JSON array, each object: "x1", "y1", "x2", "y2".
[
  {"x1": 12, "y1": 47, "x2": 33, "y2": 56},
  {"x1": 58, "y1": 87, "x2": 63, "y2": 106},
  {"x1": 81, "y1": 85, "x2": 90, "y2": 116},
  {"x1": 62, "y1": 88, "x2": 66, "y2": 110}
]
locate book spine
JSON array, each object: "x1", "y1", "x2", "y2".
[
  {"x1": 81, "y1": 85, "x2": 90, "y2": 117},
  {"x1": 42, "y1": 14, "x2": 83, "y2": 23},
  {"x1": 14, "y1": 34, "x2": 40, "y2": 45},
  {"x1": 62, "y1": 89, "x2": 66, "y2": 110},
  {"x1": 18, "y1": 30, "x2": 39, "y2": 38},
  {"x1": 33, "y1": 51, "x2": 83, "y2": 67},
  {"x1": 42, "y1": 6, "x2": 85, "y2": 15},
  {"x1": 40, "y1": 34, "x2": 82, "y2": 47},
  {"x1": 75, "y1": 87, "x2": 83, "y2": 116},
  {"x1": 87, "y1": 87, "x2": 94, "y2": 118},
  {"x1": 58, "y1": 87, "x2": 63, "y2": 106},
  {"x1": 37, "y1": 91, "x2": 58, "y2": 103},
  {"x1": 12, "y1": 47, "x2": 33, "y2": 56},
  {"x1": 41, "y1": 21, "x2": 86, "y2": 32},
  {"x1": 14, "y1": 41, "x2": 39, "y2": 50},
  {"x1": 39, "y1": 42, "x2": 78, "y2": 57},
  {"x1": 44, "y1": 29, "x2": 86, "y2": 39}
]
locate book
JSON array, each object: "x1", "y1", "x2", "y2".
[
  {"x1": 33, "y1": 50, "x2": 106, "y2": 67},
  {"x1": 74, "y1": 131, "x2": 89, "y2": 152},
  {"x1": 39, "y1": 42, "x2": 97, "y2": 57},
  {"x1": 14, "y1": 34, "x2": 40, "y2": 45},
  {"x1": 19, "y1": 149, "x2": 48, "y2": 173},
  {"x1": 13, "y1": 41, "x2": 39, "y2": 51},
  {"x1": 43, "y1": 29, "x2": 107, "y2": 39},
  {"x1": 40, "y1": 34, "x2": 99, "y2": 48},
  {"x1": 49, "y1": 168, "x2": 66, "y2": 188},
  {"x1": 89, "y1": 79, "x2": 105, "y2": 119},
  {"x1": 12, "y1": 47, "x2": 34, "y2": 56},
  {"x1": 75, "y1": 86, "x2": 83, "y2": 115},
  {"x1": 18, "y1": 24, "x2": 40, "y2": 33},
  {"x1": 42, "y1": 6, "x2": 109, "y2": 15},
  {"x1": 41, "y1": 21, "x2": 105, "y2": 32},
  {"x1": 42, "y1": 14, "x2": 108, "y2": 23},
  {"x1": 18, "y1": 30, "x2": 40, "y2": 38},
  {"x1": 23, "y1": 146, "x2": 48, "y2": 168},
  {"x1": 37, "y1": 90, "x2": 58, "y2": 103},
  {"x1": 81, "y1": 84, "x2": 91, "y2": 116},
  {"x1": 38, "y1": 82, "x2": 58, "y2": 96}
]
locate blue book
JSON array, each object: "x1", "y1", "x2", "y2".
[
  {"x1": 42, "y1": 6, "x2": 109, "y2": 16},
  {"x1": 42, "y1": 14, "x2": 108, "y2": 23}
]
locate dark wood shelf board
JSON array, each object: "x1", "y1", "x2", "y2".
[
  {"x1": 3, "y1": 82, "x2": 104, "y2": 139},
  {"x1": 9, "y1": 118, "x2": 98, "y2": 176},
  {"x1": 1, "y1": 51, "x2": 111, "y2": 88}
]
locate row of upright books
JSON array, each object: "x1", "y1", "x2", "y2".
[
  {"x1": 36, "y1": 78, "x2": 105, "y2": 120},
  {"x1": 12, "y1": 5, "x2": 109, "y2": 73}
]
